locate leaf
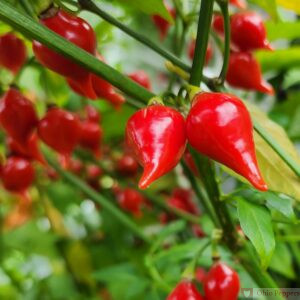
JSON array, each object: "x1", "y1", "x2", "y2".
[
  {"x1": 276, "y1": 0, "x2": 300, "y2": 14},
  {"x1": 255, "y1": 47, "x2": 300, "y2": 72},
  {"x1": 249, "y1": 0, "x2": 279, "y2": 20},
  {"x1": 116, "y1": 0, "x2": 173, "y2": 22},
  {"x1": 237, "y1": 198, "x2": 275, "y2": 269},
  {"x1": 269, "y1": 242, "x2": 295, "y2": 279},
  {"x1": 264, "y1": 192, "x2": 296, "y2": 221},
  {"x1": 266, "y1": 21, "x2": 300, "y2": 41}
]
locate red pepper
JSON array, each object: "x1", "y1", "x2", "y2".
[
  {"x1": 152, "y1": 5, "x2": 175, "y2": 40},
  {"x1": 167, "y1": 280, "x2": 204, "y2": 300},
  {"x1": 0, "y1": 88, "x2": 38, "y2": 146},
  {"x1": 37, "y1": 107, "x2": 82, "y2": 167},
  {"x1": 69, "y1": 158, "x2": 83, "y2": 175},
  {"x1": 7, "y1": 133, "x2": 47, "y2": 166},
  {"x1": 116, "y1": 153, "x2": 139, "y2": 177},
  {"x1": 86, "y1": 105, "x2": 101, "y2": 123},
  {"x1": 0, "y1": 33, "x2": 27, "y2": 74},
  {"x1": 125, "y1": 104, "x2": 186, "y2": 189},
  {"x1": 213, "y1": 12, "x2": 272, "y2": 51},
  {"x1": 115, "y1": 188, "x2": 144, "y2": 217},
  {"x1": 33, "y1": 9, "x2": 97, "y2": 99},
  {"x1": 195, "y1": 267, "x2": 206, "y2": 284},
  {"x1": 229, "y1": 0, "x2": 247, "y2": 9},
  {"x1": 204, "y1": 262, "x2": 240, "y2": 300},
  {"x1": 226, "y1": 52, "x2": 274, "y2": 95},
  {"x1": 183, "y1": 150, "x2": 200, "y2": 177},
  {"x1": 186, "y1": 92, "x2": 267, "y2": 191},
  {"x1": 67, "y1": 54, "x2": 125, "y2": 108},
  {"x1": 188, "y1": 40, "x2": 213, "y2": 65},
  {"x1": 2, "y1": 157, "x2": 35, "y2": 194},
  {"x1": 79, "y1": 121, "x2": 102, "y2": 158},
  {"x1": 128, "y1": 70, "x2": 152, "y2": 90}
]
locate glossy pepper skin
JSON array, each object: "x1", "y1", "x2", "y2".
[
  {"x1": 152, "y1": 5, "x2": 175, "y2": 40},
  {"x1": 116, "y1": 188, "x2": 144, "y2": 217},
  {"x1": 33, "y1": 9, "x2": 97, "y2": 99},
  {"x1": 37, "y1": 108, "x2": 82, "y2": 165},
  {"x1": 230, "y1": 0, "x2": 247, "y2": 9},
  {"x1": 167, "y1": 280, "x2": 204, "y2": 300},
  {"x1": 79, "y1": 121, "x2": 102, "y2": 157},
  {"x1": 125, "y1": 105, "x2": 186, "y2": 189},
  {"x1": 2, "y1": 157, "x2": 35, "y2": 193},
  {"x1": 0, "y1": 33, "x2": 27, "y2": 74},
  {"x1": 128, "y1": 70, "x2": 152, "y2": 90},
  {"x1": 188, "y1": 40, "x2": 213, "y2": 65},
  {"x1": 204, "y1": 262, "x2": 240, "y2": 300},
  {"x1": 0, "y1": 88, "x2": 38, "y2": 146},
  {"x1": 186, "y1": 92, "x2": 267, "y2": 191},
  {"x1": 226, "y1": 52, "x2": 274, "y2": 95},
  {"x1": 7, "y1": 133, "x2": 47, "y2": 166},
  {"x1": 231, "y1": 12, "x2": 272, "y2": 51}
]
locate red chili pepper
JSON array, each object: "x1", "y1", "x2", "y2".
[
  {"x1": 37, "y1": 107, "x2": 82, "y2": 167},
  {"x1": 125, "y1": 104, "x2": 186, "y2": 189},
  {"x1": 195, "y1": 267, "x2": 206, "y2": 284},
  {"x1": 204, "y1": 262, "x2": 240, "y2": 300},
  {"x1": 116, "y1": 154, "x2": 139, "y2": 177},
  {"x1": 115, "y1": 188, "x2": 144, "y2": 217},
  {"x1": 2, "y1": 157, "x2": 35, "y2": 194},
  {"x1": 33, "y1": 9, "x2": 97, "y2": 99},
  {"x1": 226, "y1": 52, "x2": 274, "y2": 95},
  {"x1": 186, "y1": 92, "x2": 267, "y2": 191},
  {"x1": 213, "y1": 12, "x2": 272, "y2": 52},
  {"x1": 7, "y1": 133, "x2": 47, "y2": 166},
  {"x1": 128, "y1": 70, "x2": 152, "y2": 90},
  {"x1": 67, "y1": 54, "x2": 125, "y2": 108},
  {"x1": 0, "y1": 33, "x2": 27, "y2": 74},
  {"x1": 86, "y1": 105, "x2": 101, "y2": 123},
  {"x1": 183, "y1": 150, "x2": 200, "y2": 177},
  {"x1": 230, "y1": 0, "x2": 247, "y2": 9},
  {"x1": 69, "y1": 158, "x2": 83, "y2": 175},
  {"x1": 192, "y1": 224, "x2": 206, "y2": 238},
  {"x1": 167, "y1": 280, "x2": 204, "y2": 300},
  {"x1": 188, "y1": 40, "x2": 213, "y2": 65},
  {"x1": 0, "y1": 88, "x2": 38, "y2": 146},
  {"x1": 86, "y1": 164, "x2": 102, "y2": 179},
  {"x1": 152, "y1": 5, "x2": 175, "y2": 40},
  {"x1": 79, "y1": 121, "x2": 102, "y2": 158},
  {"x1": 172, "y1": 188, "x2": 198, "y2": 215}
]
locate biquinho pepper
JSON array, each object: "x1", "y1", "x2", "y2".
[
  {"x1": 204, "y1": 262, "x2": 240, "y2": 300},
  {"x1": 213, "y1": 12, "x2": 272, "y2": 52},
  {"x1": 167, "y1": 280, "x2": 204, "y2": 300},
  {"x1": 7, "y1": 133, "x2": 47, "y2": 166},
  {"x1": 0, "y1": 88, "x2": 38, "y2": 146},
  {"x1": 2, "y1": 157, "x2": 35, "y2": 194},
  {"x1": 37, "y1": 107, "x2": 82, "y2": 167},
  {"x1": 186, "y1": 92, "x2": 267, "y2": 191},
  {"x1": 33, "y1": 9, "x2": 97, "y2": 99},
  {"x1": 226, "y1": 52, "x2": 274, "y2": 95},
  {"x1": 125, "y1": 104, "x2": 186, "y2": 189},
  {"x1": 152, "y1": 5, "x2": 175, "y2": 40},
  {"x1": 128, "y1": 70, "x2": 152, "y2": 90},
  {"x1": 0, "y1": 33, "x2": 27, "y2": 74}
]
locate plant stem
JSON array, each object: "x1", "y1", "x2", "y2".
[
  {"x1": 78, "y1": 0, "x2": 189, "y2": 72},
  {"x1": 45, "y1": 155, "x2": 151, "y2": 244},
  {"x1": 189, "y1": 0, "x2": 214, "y2": 85},
  {"x1": 254, "y1": 121, "x2": 300, "y2": 178},
  {"x1": 19, "y1": 0, "x2": 37, "y2": 19},
  {"x1": 217, "y1": 0, "x2": 230, "y2": 84}
]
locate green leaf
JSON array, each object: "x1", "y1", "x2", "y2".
[
  {"x1": 266, "y1": 21, "x2": 300, "y2": 41},
  {"x1": 237, "y1": 198, "x2": 275, "y2": 269},
  {"x1": 277, "y1": 0, "x2": 300, "y2": 14},
  {"x1": 269, "y1": 242, "x2": 295, "y2": 279},
  {"x1": 264, "y1": 192, "x2": 296, "y2": 221},
  {"x1": 255, "y1": 47, "x2": 300, "y2": 72},
  {"x1": 117, "y1": 0, "x2": 173, "y2": 22},
  {"x1": 249, "y1": 0, "x2": 279, "y2": 21}
]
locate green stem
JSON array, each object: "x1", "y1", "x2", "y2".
[
  {"x1": 254, "y1": 121, "x2": 300, "y2": 178},
  {"x1": 189, "y1": 0, "x2": 214, "y2": 85},
  {"x1": 0, "y1": 1, "x2": 154, "y2": 103},
  {"x1": 78, "y1": 0, "x2": 189, "y2": 72},
  {"x1": 45, "y1": 155, "x2": 151, "y2": 244},
  {"x1": 19, "y1": 0, "x2": 37, "y2": 19},
  {"x1": 217, "y1": 0, "x2": 230, "y2": 84}
]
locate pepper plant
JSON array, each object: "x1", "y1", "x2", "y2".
[{"x1": 0, "y1": 0, "x2": 299, "y2": 299}]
